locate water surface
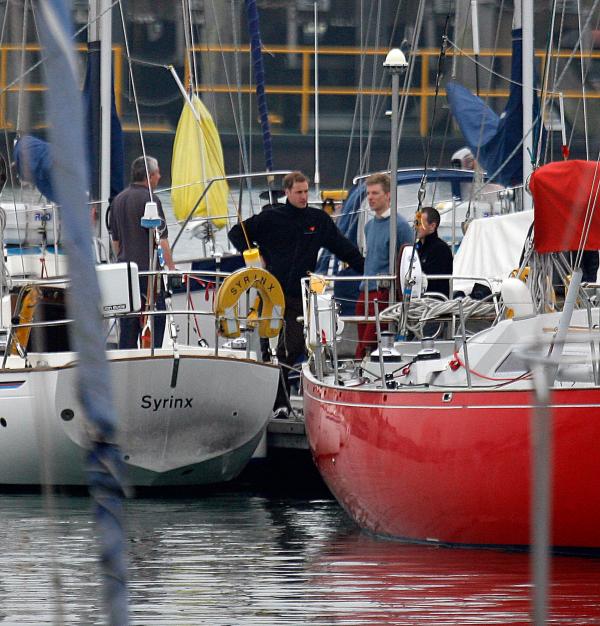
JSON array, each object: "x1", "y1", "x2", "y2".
[{"x1": 1, "y1": 492, "x2": 599, "y2": 625}]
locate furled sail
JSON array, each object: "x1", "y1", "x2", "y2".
[
  {"x1": 170, "y1": 95, "x2": 229, "y2": 228},
  {"x1": 446, "y1": 28, "x2": 542, "y2": 187}
]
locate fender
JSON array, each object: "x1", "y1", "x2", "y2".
[{"x1": 214, "y1": 267, "x2": 285, "y2": 338}]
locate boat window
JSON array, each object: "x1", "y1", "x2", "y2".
[{"x1": 495, "y1": 351, "x2": 528, "y2": 374}]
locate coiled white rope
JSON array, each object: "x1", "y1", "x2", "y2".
[{"x1": 381, "y1": 295, "x2": 497, "y2": 339}]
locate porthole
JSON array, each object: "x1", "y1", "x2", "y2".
[{"x1": 60, "y1": 409, "x2": 75, "y2": 421}]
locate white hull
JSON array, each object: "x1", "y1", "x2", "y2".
[{"x1": 0, "y1": 348, "x2": 279, "y2": 486}]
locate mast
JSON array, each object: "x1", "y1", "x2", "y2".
[
  {"x1": 88, "y1": 0, "x2": 112, "y2": 253},
  {"x1": 521, "y1": 0, "x2": 534, "y2": 210},
  {"x1": 313, "y1": 1, "x2": 320, "y2": 198},
  {"x1": 99, "y1": 0, "x2": 112, "y2": 251},
  {"x1": 384, "y1": 48, "x2": 408, "y2": 304}
]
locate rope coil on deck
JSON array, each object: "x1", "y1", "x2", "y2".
[{"x1": 381, "y1": 295, "x2": 497, "y2": 339}]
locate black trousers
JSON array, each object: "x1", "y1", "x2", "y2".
[
  {"x1": 118, "y1": 277, "x2": 166, "y2": 349},
  {"x1": 273, "y1": 295, "x2": 305, "y2": 410}
]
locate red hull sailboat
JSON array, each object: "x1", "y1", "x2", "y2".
[
  {"x1": 304, "y1": 377, "x2": 600, "y2": 548},
  {"x1": 302, "y1": 156, "x2": 600, "y2": 551}
]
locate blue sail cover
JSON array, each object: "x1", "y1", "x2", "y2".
[
  {"x1": 83, "y1": 52, "x2": 125, "y2": 201},
  {"x1": 14, "y1": 134, "x2": 57, "y2": 201},
  {"x1": 447, "y1": 29, "x2": 540, "y2": 187}
]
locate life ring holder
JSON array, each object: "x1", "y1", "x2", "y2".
[{"x1": 214, "y1": 267, "x2": 285, "y2": 338}]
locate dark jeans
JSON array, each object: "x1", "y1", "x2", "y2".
[
  {"x1": 273, "y1": 295, "x2": 305, "y2": 410},
  {"x1": 119, "y1": 277, "x2": 166, "y2": 349}
]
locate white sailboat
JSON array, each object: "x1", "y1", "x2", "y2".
[{"x1": 0, "y1": 1, "x2": 282, "y2": 488}]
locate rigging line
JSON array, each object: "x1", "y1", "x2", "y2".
[
  {"x1": 536, "y1": 0, "x2": 559, "y2": 167},
  {"x1": 0, "y1": 0, "x2": 121, "y2": 103},
  {"x1": 462, "y1": 0, "x2": 506, "y2": 217},
  {"x1": 117, "y1": 0, "x2": 152, "y2": 201},
  {"x1": 352, "y1": 0, "x2": 370, "y2": 178},
  {"x1": 180, "y1": 0, "x2": 191, "y2": 87},
  {"x1": 15, "y1": 0, "x2": 29, "y2": 135},
  {"x1": 577, "y1": 0, "x2": 590, "y2": 160},
  {"x1": 418, "y1": 13, "x2": 451, "y2": 182},
  {"x1": 395, "y1": 0, "x2": 426, "y2": 166},
  {"x1": 369, "y1": 0, "x2": 404, "y2": 169},
  {"x1": 361, "y1": 3, "x2": 405, "y2": 175},
  {"x1": 187, "y1": 0, "x2": 200, "y2": 92},
  {"x1": 194, "y1": 0, "x2": 254, "y2": 226},
  {"x1": 561, "y1": 5, "x2": 600, "y2": 157},
  {"x1": 549, "y1": 2, "x2": 571, "y2": 160},
  {"x1": 206, "y1": 0, "x2": 250, "y2": 176},
  {"x1": 447, "y1": 38, "x2": 561, "y2": 94},
  {"x1": 356, "y1": 0, "x2": 377, "y2": 176},
  {"x1": 358, "y1": 0, "x2": 365, "y2": 180},
  {"x1": 120, "y1": 54, "x2": 169, "y2": 69},
  {"x1": 553, "y1": 0, "x2": 600, "y2": 88},
  {"x1": 575, "y1": 158, "x2": 600, "y2": 266},
  {"x1": 0, "y1": 0, "x2": 9, "y2": 43},
  {"x1": 122, "y1": 91, "x2": 182, "y2": 107},
  {"x1": 231, "y1": 0, "x2": 250, "y2": 181},
  {"x1": 356, "y1": 0, "x2": 410, "y2": 177},
  {"x1": 366, "y1": 0, "x2": 383, "y2": 159}
]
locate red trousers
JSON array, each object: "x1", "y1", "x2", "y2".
[{"x1": 355, "y1": 288, "x2": 389, "y2": 359}]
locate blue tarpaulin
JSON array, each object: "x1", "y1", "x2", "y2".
[{"x1": 446, "y1": 28, "x2": 541, "y2": 187}]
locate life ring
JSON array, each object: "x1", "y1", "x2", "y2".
[{"x1": 214, "y1": 267, "x2": 285, "y2": 338}]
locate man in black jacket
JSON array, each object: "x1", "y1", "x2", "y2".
[
  {"x1": 416, "y1": 206, "x2": 453, "y2": 297},
  {"x1": 228, "y1": 171, "x2": 364, "y2": 417}
]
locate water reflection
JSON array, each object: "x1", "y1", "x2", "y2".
[{"x1": 0, "y1": 493, "x2": 599, "y2": 625}]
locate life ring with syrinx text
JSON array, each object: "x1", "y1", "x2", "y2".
[{"x1": 214, "y1": 267, "x2": 285, "y2": 338}]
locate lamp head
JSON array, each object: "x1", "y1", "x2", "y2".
[{"x1": 383, "y1": 48, "x2": 408, "y2": 70}]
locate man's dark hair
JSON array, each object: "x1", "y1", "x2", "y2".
[
  {"x1": 283, "y1": 171, "x2": 309, "y2": 189},
  {"x1": 365, "y1": 172, "x2": 390, "y2": 194},
  {"x1": 422, "y1": 206, "x2": 441, "y2": 229},
  {"x1": 131, "y1": 156, "x2": 159, "y2": 183}
]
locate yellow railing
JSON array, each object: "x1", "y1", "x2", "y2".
[
  {"x1": 188, "y1": 44, "x2": 600, "y2": 136},
  {"x1": 0, "y1": 44, "x2": 124, "y2": 129},
  {"x1": 2, "y1": 43, "x2": 599, "y2": 136}
]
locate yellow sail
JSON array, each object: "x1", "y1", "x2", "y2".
[{"x1": 171, "y1": 95, "x2": 229, "y2": 228}]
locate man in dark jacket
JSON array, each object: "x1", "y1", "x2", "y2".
[
  {"x1": 228, "y1": 171, "x2": 364, "y2": 417},
  {"x1": 416, "y1": 206, "x2": 453, "y2": 297}
]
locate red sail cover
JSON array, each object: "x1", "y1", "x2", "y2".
[{"x1": 530, "y1": 160, "x2": 600, "y2": 253}]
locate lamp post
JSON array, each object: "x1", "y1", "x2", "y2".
[{"x1": 383, "y1": 48, "x2": 408, "y2": 304}]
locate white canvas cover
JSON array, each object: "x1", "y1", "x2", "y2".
[{"x1": 453, "y1": 210, "x2": 533, "y2": 295}]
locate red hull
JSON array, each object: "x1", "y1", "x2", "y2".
[{"x1": 303, "y1": 371, "x2": 600, "y2": 548}]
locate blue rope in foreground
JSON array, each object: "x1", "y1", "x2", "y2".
[
  {"x1": 37, "y1": 2, "x2": 128, "y2": 624},
  {"x1": 245, "y1": 0, "x2": 273, "y2": 171}
]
